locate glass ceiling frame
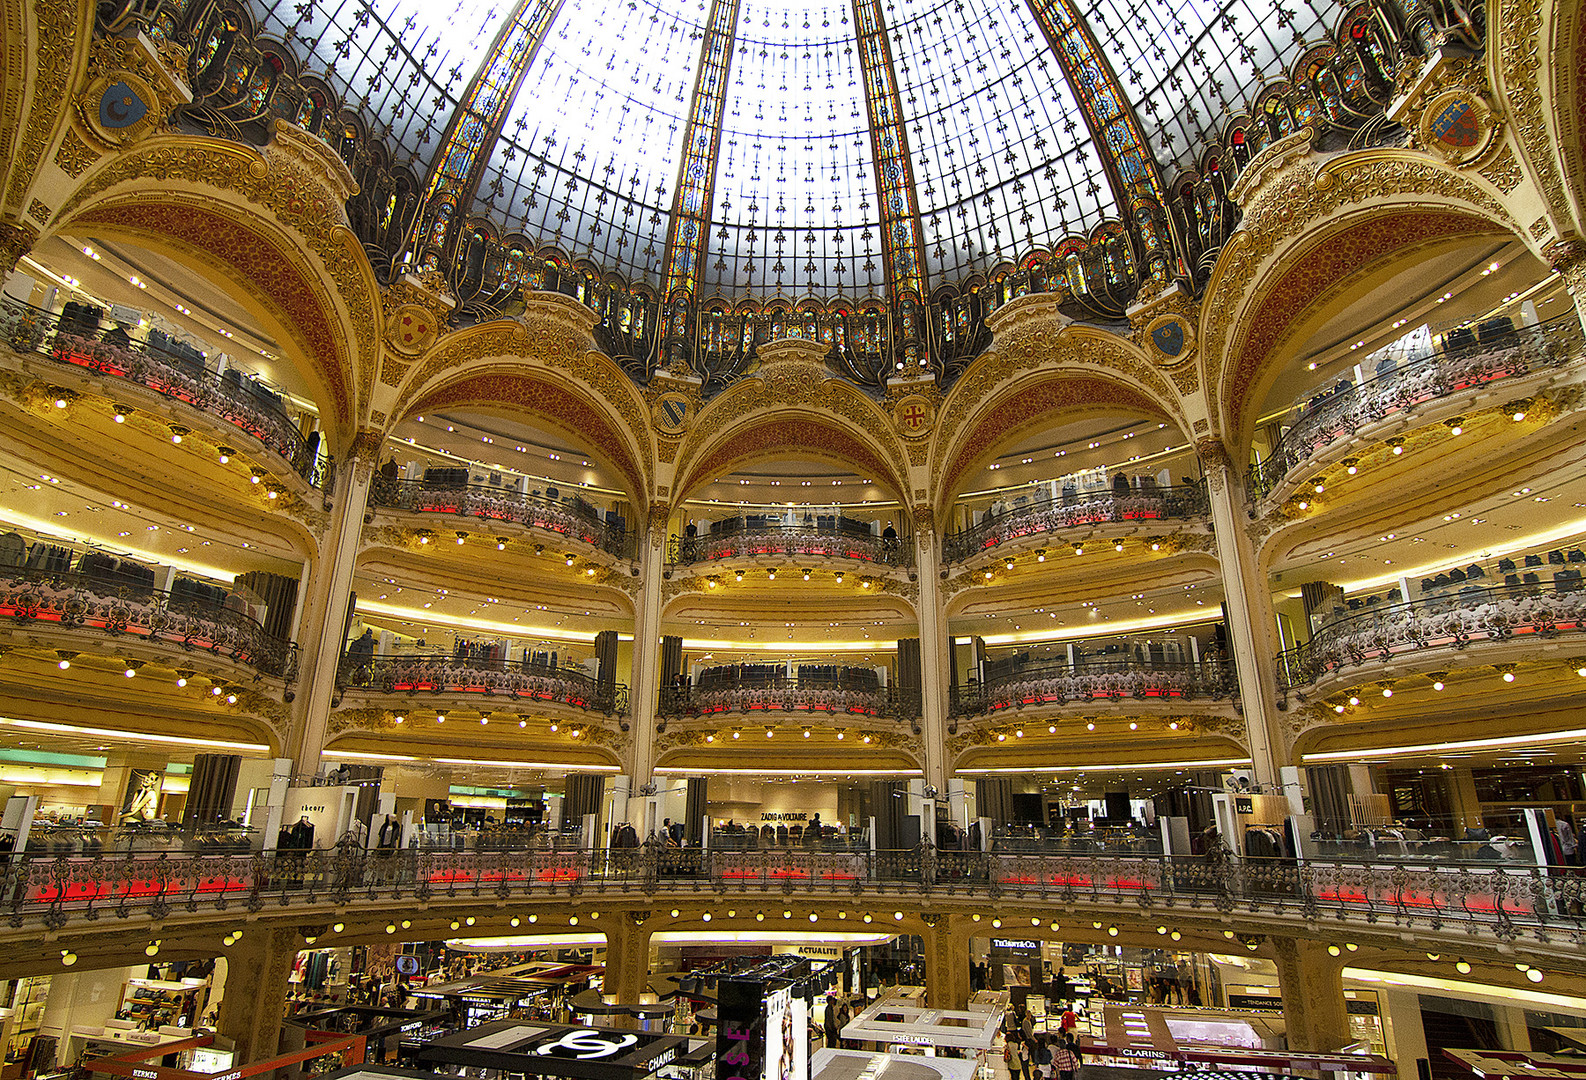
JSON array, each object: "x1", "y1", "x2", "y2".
[{"x1": 661, "y1": 0, "x2": 745, "y2": 300}]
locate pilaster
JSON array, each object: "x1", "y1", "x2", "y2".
[
  {"x1": 914, "y1": 507, "x2": 948, "y2": 792},
  {"x1": 1198, "y1": 437, "x2": 1284, "y2": 788},
  {"x1": 1545, "y1": 237, "x2": 1586, "y2": 335},
  {"x1": 0, "y1": 220, "x2": 38, "y2": 276},
  {"x1": 626, "y1": 512, "x2": 668, "y2": 805},
  {"x1": 287, "y1": 434, "x2": 377, "y2": 773},
  {"x1": 1271, "y1": 937, "x2": 1349, "y2": 1053},
  {"x1": 216, "y1": 926, "x2": 299, "y2": 1061}
]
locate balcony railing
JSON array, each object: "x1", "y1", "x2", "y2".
[
  {"x1": 1276, "y1": 580, "x2": 1586, "y2": 692},
  {"x1": 0, "y1": 298, "x2": 329, "y2": 487},
  {"x1": 0, "y1": 564, "x2": 296, "y2": 677},
  {"x1": 659, "y1": 673, "x2": 920, "y2": 721},
  {"x1": 337, "y1": 653, "x2": 629, "y2": 716},
  {"x1": 952, "y1": 657, "x2": 1236, "y2": 717},
  {"x1": 668, "y1": 519, "x2": 913, "y2": 568},
  {"x1": 942, "y1": 483, "x2": 1209, "y2": 565},
  {"x1": 1249, "y1": 315, "x2": 1586, "y2": 500},
  {"x1": 5, "y1": 848, "x2": 1583, "y2": 949},
  {"x1": 369, "y1": 475, "x2": 634, "y2": 559}
]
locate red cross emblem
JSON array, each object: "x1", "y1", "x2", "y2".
[{"x1": 902, "y1": 404, "x2": 927, "y2": 429}]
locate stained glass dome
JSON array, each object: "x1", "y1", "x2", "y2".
[{"x1": 242, "y1": 0, "x2": 1342, "y2": 300}]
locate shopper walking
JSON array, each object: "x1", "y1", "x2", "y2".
[{"x1": 1052, "y1": 1035, "x2": 1080, "y2": 1080}]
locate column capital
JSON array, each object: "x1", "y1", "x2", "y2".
[
  {"x1": 1545, "y1": 235, "x2": 1586, "y2": 292},
  {"x1": 647, "y1": 501, "x2": 670, "y2": 549},
  {"x1": 911, "y1": 502, "x2": 935, "y2": 538}
]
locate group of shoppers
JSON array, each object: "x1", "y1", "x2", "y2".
[{"x1": 1003, "y1": 1000, "x2": 1083, "y2": 1080}]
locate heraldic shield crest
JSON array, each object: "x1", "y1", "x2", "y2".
[
  {"x1": 100, "y1": 81, "x2": 148, "y2": 129},
  {"x1": 1151, "y1": 320, "x2": 1185, "y2": 359}
]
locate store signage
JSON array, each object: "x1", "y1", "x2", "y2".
[
  {"x1": 1346, "y1": 999, "x2": 1380, "y2": 1016},
  {"x1": 761, "y1": 812, "x2": 808, "y2": 822},
  {"x1": 395, "y1": 955, "x2": 420, "y2": 976},
  {"x1": 1226, "y1": 993, "x2": 1283, "y2": 1012},
  {"x1": 1234, "y1": 796, "x2": 1254, "y2": 814},
  {"x1": 990, "y1": 939, "x2": 1041, "y2": 951},
  {"x1": 531, "y1": 1032, "x2": 640, "y2": 1060},
  {"x1": 717, "y1": 979, "x2": 766, "y2": 1080},
  {"x1": 133, "y1": 1070, "x2": 159, "y2": 1078},
  {"x1": 1118, "y1": 1047, "x2": 1172, "y2": 1062}
]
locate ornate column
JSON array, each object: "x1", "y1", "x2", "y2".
[
  {"x1": 0, "y1": 220, "x2": 38, "y2": 277},
  {"x1": 216, "y1": 926, "x2": 299, "y2": 1060},
  {"x1": 601, "y1": 915, "x2": 654, "y2": 1018},
  {"x1": 625, "y1": 505, "x2": 668, "y2": 810},
  {"x1": 1197, "y1": 437, "x2": 1285, "y2": 790},
  {"x1": 287, "y1": 433, "x2": 378, "y2": 773},
  {"x1": 1545, "y1": 237, "x2": 1586, "y2": 334},
  {"x1": 913, "y1": 506, "x2": 950, "y2": 793},
  {"x1": 1271, "y1": 937, "x2": 1350, "y2": 1052},
  {"x1": 921, "y1": 914, "x2": 971, "y2": 1009}
]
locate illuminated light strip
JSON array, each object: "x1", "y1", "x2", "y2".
[
  {"x1": 655, "y1": 767, "x2": 924, "y2": 777},
  {"x1": 0, "y1": 717, "x2": 270, "y2": 753},
  {"x1": 660, "y1": 0, "x2": 742, "y2": 298},
  {"x1": 980, "y1": 612, "x2": 1222, "y2": 647},
  {"x1": 416, "y1": 0, "x2": 565, "y2": 254},
  {"x1": 354, "y1": 600, "x2": 631, "y2": 645},
  {"x1": 450, "y1": 932, "x2": 897, "y2": 950},
  {"x1": 1022, "y1": 0, "x2": 1172, "y2": 272},
  {"x1": 1343, "y1": 968, "x2": 1586, "y2": 1010},
  {"x1": 959, "y1": 757, "x2": 1249, "y2": 775},
  {"x1": 1333, "y1": 515, "x2": 1586, "y2": 594},
  {"x1": 0, "y1": 771, "x2": 102, "y2": 787},
  {"x1": 851, "y1": 0, "x2": 928, "y2": 301},
  {"x1": 0, "y1": 507, "x2": 240, "y2": 584},
  {"x1": 325, "y1": 749, "x2": 620, "y2": 772},
  {"x1": 1303, "y1": 729, "x2": 1586, "y2": 762}
]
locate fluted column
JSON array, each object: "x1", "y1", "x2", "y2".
[
  {"x1": 216, "y1": 926, "x2": 299, "y2": 1060},
  {"x1": 914, "y1": 507, "x2": 950, "y2": 792},
  {"x1": 1198, "y1": 438, "x2": 1284, "y2": 789},
  {"x1": 626, "y1": 507, "x2": 668, "y2": 803},
  {"x1": 287, "y1": 435, "x2": 377, "y2": 773},
  {"x1": 1271, "y1": 937, "x2": 1350, "y2": 1052}
]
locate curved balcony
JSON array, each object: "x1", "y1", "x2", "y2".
[
  {"x1": 368, "y1": 475, "x2": 634, "y2": 560},
  {"x1": 0, "y1": 298, "x2": 328, "y2": 487},
  {"x1": 659, "y1": 670, "x2": 920, "y2": 721},
  {"x1": 669, "y1": 517, "x2": 913, "y2": 569},
  {"x1": 337, "y1": 653, "x2": 629, "y2": 716},
  {"x1": 4, "y1": 848, "x2": 1581, "y2": 956},
  {"x1": 942, "y1": 483, "x2": 1209, "y2": 565},
  {"x1": 951, "y1": 658, "x2": 1237, "y2": 717},
  {"x1": 1249, "y1": 314, "x2": 1586, "y2": 501},
  {"x1": 0, "y1": 563, "x2": 296, "y2": 677},
  {"x1": 1277, "y1": 580, "x2": 1586, "y2": 692}
]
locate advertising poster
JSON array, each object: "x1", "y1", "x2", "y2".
[
  {"x1": 120, "y1": 768, "x2": 162, "y2": 822},
  {"x1": 790, "y1": 990, "x2": 808, "y2": 1080},
  {"x1": 765, "y1": 986, "x2": 793, "y2": 1080}
]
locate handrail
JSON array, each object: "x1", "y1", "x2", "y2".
[
  {"x1": 0, "y1": 298, "x2": 329, "y2": 488},
  {"x1": 338, "y1": 652, "x2": 629, "y2": 716},
  {"x1": 1276, "y1": 580, "x2": 1586, "y2": 692},
  {"x1": 0, "y1": 563, "x2": 296, "y2": 677},
  {"x1": 369, "y1": 475, "x2": 633, "y2": 559},
  {"x1": 942, "y1": 482, "x2": 1209, "y2": 565},
  {"x1": 952, "y1": 657, "x2": 1236, "y2": 716},
  {"x1": 4, "y1": 848, "x2": 1581, "y2": 949},
  {"x1": 1249, "y1": 315, "x2": 1586, "y2": 500},
  {"x1": 659, "y1": 678, "x2": 920, "y2": 721},
  {"x1": 669, "y1": 520, "x2": 913, "y2": 568}
]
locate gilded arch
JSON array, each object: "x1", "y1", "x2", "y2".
[
  {"x1": 1198, "y1": 144, "x2": 1526, "y2": 445},
  {"x1": 1494, "y1": 0, "x2": 1586, "y2": 236}
]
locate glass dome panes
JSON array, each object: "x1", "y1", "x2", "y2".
[
  {"x1": 1078, "y1": 0, "x2": 1337, "y2": 169},
  {"x1": 889, "y1": 0, "x2": 1111, "y2": 290},
  {"x1": 255, "y1": 0, "x2": 506, "y2": 169},
  {"x1": 474, "y1": 0, "x2": 711, "y2": 281},
  {"x1": 705, "y1": 0, "x2": 880, "y2": 298}
]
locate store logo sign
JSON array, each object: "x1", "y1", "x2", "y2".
[{"x1": 532, "y1": 1031, "x2": 639, "y2": 1060}]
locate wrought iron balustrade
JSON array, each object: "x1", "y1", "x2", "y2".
[
  {"x1": 337, "y1": 652, "x2": 629, "y2": 716},
  {"x1": 659, "y1": 674, "x2": 919, "y2": 721},
  {"x1": 0, "y1": 298, "x2": 328, "y2": 487},
  {"x1": 669, "y1": 520, "x2": 913, "y2": 568},
  {"x1": 0, "y1": 564, "x2": 295, "y2": 677},
  {"x1": 1249, "y1": 315, "x2": 1586, "y2": 500},
  {"x1": 369, "y1": 475, "x2": 633, "y2": 559},
  {"x1": 942, "y1": 483, "x2": 1209, "y2": 565},
  {"x1": 952, "y1": 657, "x2": 1236, "y2": 717},
  {"x1": 1276, "y1": 580, "x2": 1586, "y2": 692},
  {"x1": 5, "y1": 848, "x2": 1582, "y2": 949}
]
